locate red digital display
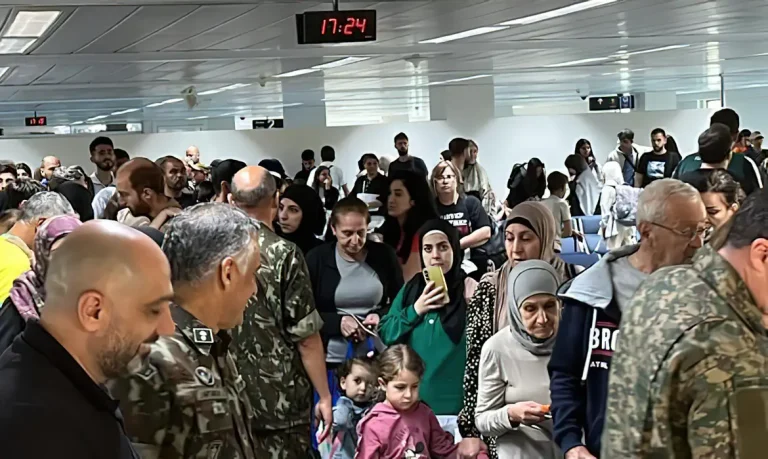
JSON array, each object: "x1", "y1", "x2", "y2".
[
  {"x1": 297, "y1": 10, "x2": 376, "y2": 44},
  {"x1": 25, "y1": 116, "x2": 47, "y2": 126}
]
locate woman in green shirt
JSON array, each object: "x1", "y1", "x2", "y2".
[{"x1": 379, "y1": 219, "x2": 477, "y2": 419}]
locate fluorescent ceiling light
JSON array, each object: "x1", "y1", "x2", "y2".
[
  {"x1": 500, "y1": 0, "x2": 616, "y2": 26},
  {"x1": 266, "y1": 102, "x2": 304, "y2": 109},
  {"x1": 0, "y1": 67, "x2": 8, "y2": 78},
  {"x1": 145, "y1": 98, "x2": 183, "y2": 108},
  {"x1": 419, "y1": 26, "x2": 508, "y2": 44},
  {"x1": 198, "y1": 83, "x2": 251, "y2": 96},
  {"x1": 86, "y1": 115, "x2": 108, "y2": 122},
  {"x1": 110, "y1": 108, "x2": 140, "y2": 116},
  {"x1": 313, "y1": 57, "x2": 370, "y2": 70},
  {"x1": 187, "y1": 115, "x2": 209, "y2": 120},
  {"x1": 274, "y1": 68, "x2": 320, "y2": 78},
  {"x1": 71, "y1": 121, "x2": 84, "y2": 125},
  {"x1": 546, "y1": 57, "x2": 610, "y2": 67},
  {"x1": 6, "y1": 11, "x2": 60, "y2": 38},
  {"x1": 624, "y1": 44, "x2": 690, "y2": 56},
  {"x1": 426, "y1": 74, "x2": 491, "y2": 86},
  {"x1": 0, "y1": 38, "x2": 35, "y2": 54}
]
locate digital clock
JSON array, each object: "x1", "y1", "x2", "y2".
[
  {"x1": 25, "y1": 116, "x2": 47, "y2": 126},
  {"x1": 296, "y1": 10, "x2": 377, "y2": 45}
]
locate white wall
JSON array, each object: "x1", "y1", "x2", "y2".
[{"x1": 0, "y1": 108, "x2": 714, "y2": 197}]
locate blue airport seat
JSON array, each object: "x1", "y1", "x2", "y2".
[
  {"x1": 585, "y1": 234, "x2": 608, "y2": 254},
  {"x1": 560, "y1": 252, "x2": 601, "y2": 268},
  {"x1": 561, "y1": 237, "x2": 577, "y2": 254},
  {"x1": 574, "y1": 215, "x2": 602, "y2": 234}
]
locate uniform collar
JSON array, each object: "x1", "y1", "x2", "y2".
[
  {"x1": 694, "y1": 245, "x2": 766, "y2": 335},
  {"x1": 171, "y1": 304, "x2": 223, "y2": 356}
]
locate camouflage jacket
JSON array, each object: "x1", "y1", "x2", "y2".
[
  {"x1": 232, "y1": 225, "x2": 323, "y2": 431},
  {"x1": 109, "y1": 305, "x2": 256, "y2": 459},
  {"x1": 602, "y1": 245, "x2": 768, "y2": 458}
]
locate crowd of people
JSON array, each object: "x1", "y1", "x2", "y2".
[{"x1": 0, "y1": 108, "x2": 766, "y2": 459}]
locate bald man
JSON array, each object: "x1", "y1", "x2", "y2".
[
  {"x1": 116, "y1": 158, "x2": 180, "y2": 230},
  {"x1": 0, "y1": 220, "x2": 175, "y2": 458},
  {"x1": 185, "y1": 145, "x2": 200, "y2": 165},
  {"x1": 110, "y1": 203, "x2": 261, "y2": 458},
  {"x1": 39, "y1": 155, "x2": 61, "y2": 182},
  {"x1": 229, "y1": 166, "x2": 331, "y2": 459}
]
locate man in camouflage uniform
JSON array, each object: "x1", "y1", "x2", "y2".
[
  {"x1": 109, "y1": 203, "x2": 263, "y2": 458},
  {"x1": 602, "y1": 190, "x2": 768, "y2": 458},
  {"x1": 230, "y1": 166, "x2": 332, "y2": 459}
]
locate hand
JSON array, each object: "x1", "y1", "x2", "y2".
[
  {"x1": 324, "y1": 177, "x2": 332, "y2": 190},
  {"x1": 565, "y1": 446, "x2": 597, "y2": 459},
  {"x1": 457, "y1": 437, "x2": 487, "y2": 459},
  {"x1": 340, "y1": 316, "x2": 361, "y2": 339},
  {"x1": 413, "y1": 281, "x2": 446, "y2": 316},
  {"x1": 507, "y1": 401, "x2": 546, "y2": 425},
  {"x1": 315, "y1": 397, "x2": 332, "y2": 443},
  {"x1": 571, "y1": 230, "x2": 584, "y2": 241},
  {"x1": 362, "y1": 313, "x2": 380, "y2": 330}
]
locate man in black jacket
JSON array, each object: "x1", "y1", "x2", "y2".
[{"x1": 0, "y1": 221, "x2": 175, "y2": 458}]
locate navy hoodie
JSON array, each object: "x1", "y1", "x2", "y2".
[{"x1": 548, "y1": 245, "x2": 639, "y2": 457}]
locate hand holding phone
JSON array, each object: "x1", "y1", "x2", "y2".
[{"x1": 423, "y1": 267, "x2": 450, "y2": 304}]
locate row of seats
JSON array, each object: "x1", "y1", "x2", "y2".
[{"x1": 560, "y1": 216, "x2": 604, "y2": 268}]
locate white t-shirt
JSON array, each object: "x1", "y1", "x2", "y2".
[
  {"x1": 307, "y1": 161, "x2": 346, "y2": 191},
  {"x1": 541, "y1": 195, "x2": 571, "y2": 228}
]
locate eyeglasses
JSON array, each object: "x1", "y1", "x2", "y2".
[{"x1": 651, "y1": 221, "x2": 712, "y2": 243}]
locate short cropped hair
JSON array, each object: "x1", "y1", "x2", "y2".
[
  {"x1": 89, "y1": 136, "x2": 114, "y2": 153},
  {"x1": 0, "y1": 164, "x2": 17, "y2": 177},
  {"x1": 128, "y1": 161, "x2": 165, "y2": 194},
  {"x1": 547, "y1": 171, "x2": 569, "y2": 193},
  {"x1": 19, "y1": 191, "x2": 75, "y2": 222},
  {"x1": 162, "y1": 203, "x2": 259, "y2": 285},
  {"x1": 394, "y1": 132, "x2": 408, "y2": 143},
  {"x1": 651, "y1": 128, "x2": 666, "y2": 137},
  {"x1": 636, "y1": 179, "x2": 700, "y2": 225},
  {"x1": 211, "y1": 159, "x2": 246, "y2": 196},
  {"x1": 155, "y1": 155, "x2": 184, "y2": 169},
  {"x1": 710, "y1": 108, "x2": 740, "y2": 135},
  {"x1": 320, "y1": 145, "x2": 335, "y2": 162},
  {"x1": 725, "y1": 189, "x2": 768, "y2": 249},
  {"x1": 448, "y1": 138, "x2": 469, "y2": 160},
  {"x1": 301, "y1": 149, "x2": 315, "y2": 161},
  {"x1": 114, "y1": 149, "x2": 130, "y2": 161}
]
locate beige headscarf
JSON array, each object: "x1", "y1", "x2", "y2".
[{"x1": 491, "y1": 201, "x2": 566, "y2": 331}]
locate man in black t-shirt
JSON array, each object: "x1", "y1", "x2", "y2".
[
  {"x1": 636, "y1": 128, "x2": 681, "y2": 188},
  {"x1": 388, "y1": 132, "x2": 429, "y2": 178}
]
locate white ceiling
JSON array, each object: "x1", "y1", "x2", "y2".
[{"x1": 0, "y1": 0, "x2": 766, "y2": 127}]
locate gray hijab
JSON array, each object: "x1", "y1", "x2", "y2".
[{"x1": 507, "y1": 260, "x2": 561, "y2": 356}]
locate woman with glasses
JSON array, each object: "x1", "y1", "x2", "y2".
[{"x1": 431, "y1": 161, "x2": 492, "y2": 280}]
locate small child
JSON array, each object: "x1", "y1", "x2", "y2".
[
  {"x1": 541, "y1": 171, "x2": 574, "y2": 243},
  {"x1": 332, "y1": 357, "x2": 377, "y2": 459},
  {"x1": 356, "y1": 345, "x2": 488, "y2": 459}
]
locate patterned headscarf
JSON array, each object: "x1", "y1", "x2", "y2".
[{"x1": 9, "y1": 215, "x2": 82, "y2": 320}]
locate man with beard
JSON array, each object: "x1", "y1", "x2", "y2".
[
  {"x1": 110, "y1": 204, "x2": 262, "y2": 458},
  {"x1": 89, "y1": 136, "x2": 117, "y2": 195},
  {"x1": 635, "y1": 128, "x2": 681, "y2": 188},
  {"x1": 0, "y1": 220, "x2": 175, "y2": 458},
  {"x1": 156, "y1": 156, "x2": 196, "y2": 208},
  {"x1": 388, "y1": 132, "x2": 429, "y2": 178},
  {"x1": 116, "y1": 158, "x2": 180, "y2": 230}
]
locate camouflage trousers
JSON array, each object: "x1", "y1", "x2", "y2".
[{"x1": 253, "y1": 424, "x2": 312, "y2": 459}]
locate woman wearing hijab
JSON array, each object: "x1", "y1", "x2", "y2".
[
  {"x1": 475, "y1": 260, "x2": 562, "y2": 458},
  {"x1": 458, "y1": 201, "x2": 580, "y2": 458},
  {"x1": 379, "y1": 219, "x2": 478, "y2": 422},
  {"x1": 600, "y1": 161, "x2": 636, "y2": 250},
  {"x1": 276, "y1": 185, "x2": 326, "y2": 255},
  {"x1": 565, "y1": 154, "x2": 600, "y2": 217},
  {"x1": 57, "y1": 180, "x2": 94, "y2": 222},
  {"x1": 0, "y1": 215, "x2": 82, "y2": 352}
]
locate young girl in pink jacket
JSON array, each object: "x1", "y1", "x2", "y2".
[{"x1": 356, "y1": 345, "x2": 488, "y2": 459}]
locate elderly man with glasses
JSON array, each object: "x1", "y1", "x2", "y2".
[{"x1": 548, "y1": 178, "x2": 707, "y2": 459}]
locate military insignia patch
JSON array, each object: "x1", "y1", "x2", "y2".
[
  {"x1": 195, "y1": 366, "x2": 215, "y2": 386},
  {"x1": 193, "y1": 328, "x2": 214, "y2": 344}
]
